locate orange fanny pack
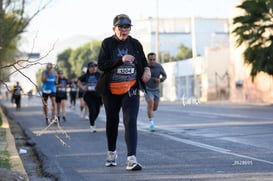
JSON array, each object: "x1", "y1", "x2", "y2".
[{"x1": 109, "y1": 80, "x2": 136, "y2": 95}]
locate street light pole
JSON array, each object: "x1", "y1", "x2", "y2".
[
  {"x1": 191, "y1": 16, "x2": 199, "y2": 99},
  {"x1": 155, "y1": 0, "x2": 160, "y2": 63},
  {"x1": 191, "y1": 16, "x2": 197, "y2": 58}
]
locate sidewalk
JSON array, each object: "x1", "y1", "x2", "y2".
[{"x1": 0, "y1": 106, "x2": 29, "y2": 181}]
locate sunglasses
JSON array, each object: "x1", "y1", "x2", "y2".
[{"x1": 118, "y1": 25, "x2": 131, "y2": 31}]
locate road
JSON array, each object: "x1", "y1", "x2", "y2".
[{"x1": 1, "y1": 96, "x2": 273, "y2": 181}]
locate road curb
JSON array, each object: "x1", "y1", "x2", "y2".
[{"x1": 0, "y1": 107, "x2": 29, "y2": 180}]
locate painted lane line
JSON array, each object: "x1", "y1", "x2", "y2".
[{"x1": 151, "y1": 131, "x2": 273, "y2": 166}]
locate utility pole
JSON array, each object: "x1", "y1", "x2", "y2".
[
  {"x1": 191, "y1": 16, "x2": 200, "y2": 99},
  {"x1": 191, "y1": 16, "x2": 197, "y2": 58},
  {"x1": 155, "y1": 0, "x2": 160, "y2": 63}
]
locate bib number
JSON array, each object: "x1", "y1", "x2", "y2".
[
  {"x1": 88, "y1": 86, "x2": 95, "y2": 91},
  {"x1": 58, "y1": 88, "x2": 66, "y2": 91},
  {"x1": 43, "y1": 89, "x2": 52, "y2": 94}
]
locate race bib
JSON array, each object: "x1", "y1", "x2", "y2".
[
  {"x1": 43, "y1": 89, "x2": 52, "y2": 94},
  {"x1": 58, "y1": 88, "x2": 66, "y2": 91},
  {"x1": 117, "y1": 67, "x2": 135, "y2": 75},
  {"x1": 88, "y1": 86, "x2": 95, "y2": 91},
  {"x1": 109, "y1": 62, "x2": 137, "y2": 95},
  {"x1": 110, "y1": 62, "x2": 137, "y2": 82}
]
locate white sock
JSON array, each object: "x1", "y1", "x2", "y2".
[
  {"x1": 149, "y1": 119, "x2": 154, "y2": 125},
  {"x1": 127, "y1": 155, "x2": 136, "y2": 161}
]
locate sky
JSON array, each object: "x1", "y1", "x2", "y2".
[{"x1": 20, "y1": 0, "x2": 241, "y2": 53}]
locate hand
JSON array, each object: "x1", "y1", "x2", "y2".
[
  {"x1": 122, "y1": 55, "x2": 135, "y2": 63},
  {"x1": 142, "y1": 67, "x2": 151, "y2": 83}
]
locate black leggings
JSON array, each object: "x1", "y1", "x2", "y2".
[
  {"x1": 70, "y1": 91, "x2": 77, "y2": 106},
  {"x1": 14, "y1": 95, "x2": 21, "y2": 109},
  {"x1": 84, "y1": 94, "x2": 102, "y2": 126},
  {"x1": 102, "y1": 93, "x2": 140, "y2": 156}
]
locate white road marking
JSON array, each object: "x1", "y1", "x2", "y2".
[{"x1": 148, "y1": 130, "x2": 273, "y2": 166}]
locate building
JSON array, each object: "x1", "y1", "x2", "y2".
[
  {"x1": 134, "y1": 16, "x2": 273, "y2": 104},
  {"x1": 133, "y1": 17, "x2": 230, "y2": 102},
  {"x1": 133, "y1": 17, "x2": 229, "y2": 60}
]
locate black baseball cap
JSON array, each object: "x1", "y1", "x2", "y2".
[
  {"x1": 113, "y1": 14, "x2": 132, "y2": 26},
  {"x1": 87, "y1": 61, "x2": 97, "y2": 67}
]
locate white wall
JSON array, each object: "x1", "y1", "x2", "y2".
[
  {"x1": 134, "y1": 17, "x2": 230, "y2": 58},
  {"x1": 161, "y1": 57, "x2": 206, "y2": 101}
]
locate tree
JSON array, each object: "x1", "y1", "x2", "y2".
[
  {"x1": 56, "y1": 48, "x2": 73, "y2": 79},
  {"x1": 232, "y1": 0, "x2": 273, "y2": 80},
  {"x1": 35, "y1": 67, "x2": 44, "y2": 92},
  {"x1": 0, "y1": 0, "x2": 51, "y2": 84},
  {"x1": 68, "y1": 44, "x2": 92, "y2": 77},
  {"x1": 55, "y1": 40, "x2": 102, "y2": 79},
  {"x1": 175, "y1": 44, "x2": 192, "y2": 61}
]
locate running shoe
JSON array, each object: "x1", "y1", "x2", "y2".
[
  {"x1": 52, "y1": 117, "x2": 58, "y2": 125},
  {"x1": 126, "y1": 155, "x2": 142, "y2": 171},
  {"x1": 149, "y1": 124, "x2": 155, "y2": 132},
  {"x1": 62, "y1": 116, "x2": 66, "y2": 122},
  {"x1": 105, "y1": 151, "x2": 117, "y2": 167},
  {"x1": 90, "y1": 125, "x2": 96, "y2": 133}
]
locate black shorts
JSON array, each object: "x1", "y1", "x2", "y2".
[
  {"x1": 56, "y1": 94, "x2": 67, "y2": 103},
  {"x1": 42, "y1": 92, "x2": 56, "y2": 102},
  {"x1": 78, "y1": 91, "x2": 84, "y2": 98}
]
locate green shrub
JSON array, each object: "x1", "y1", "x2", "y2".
[{"x1": 0, "y1": 150, "x2": 11, "y2": 169}]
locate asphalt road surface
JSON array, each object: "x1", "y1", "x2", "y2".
[{"x1": 1, "y1": 96, "x2": 273, "y2": 181}]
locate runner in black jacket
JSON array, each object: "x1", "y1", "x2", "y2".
[{"x1": 96, "y1": 14, "x2": 151, "y2": 171}]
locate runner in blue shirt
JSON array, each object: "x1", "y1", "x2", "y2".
[{"x1": 41, "y1": 63, "x2": 58, "y2": 125}]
